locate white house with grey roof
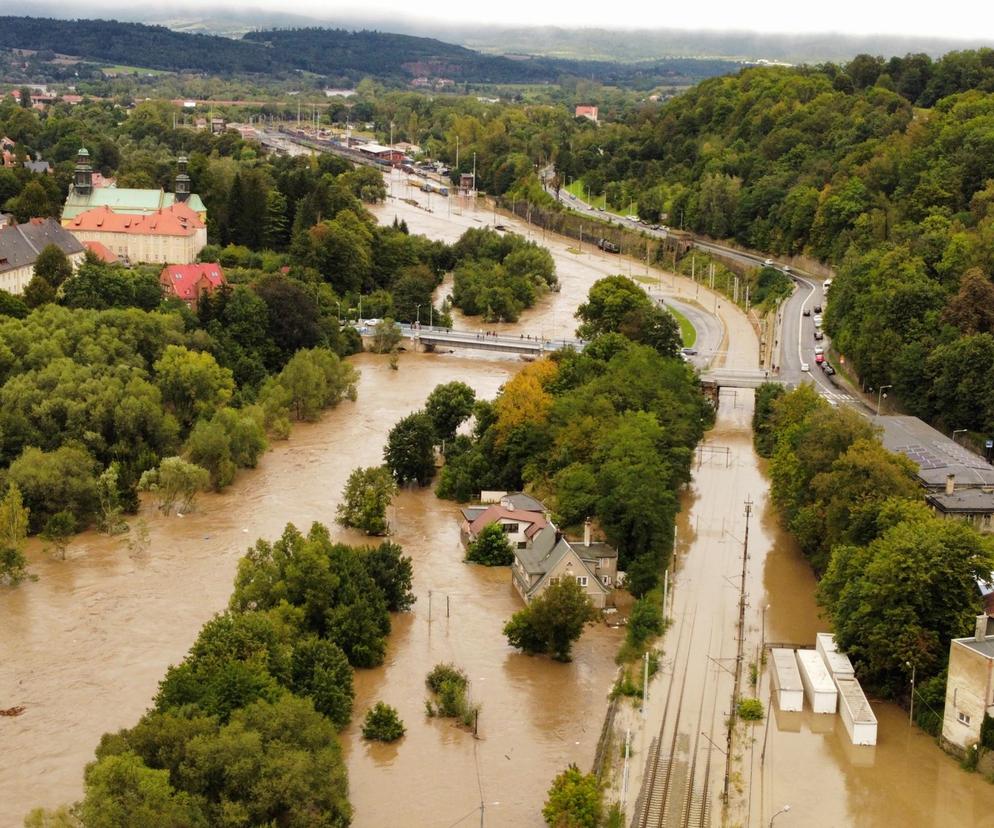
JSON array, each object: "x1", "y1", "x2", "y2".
[
  {"x1": 0, "y1": 217, "x2": 85, "y2": 294},
  {"x1": 460, "y1": 492, "x2": 618, "y2": 608}
]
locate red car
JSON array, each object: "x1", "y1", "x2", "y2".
[{"x1": 815, "y1": 353, "x2": 825, "y2": 364}]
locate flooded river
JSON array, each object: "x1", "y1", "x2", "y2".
[{"x1": 4, "y1": 177, "x2": 994, "y2": 827}]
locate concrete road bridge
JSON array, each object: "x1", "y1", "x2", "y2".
[
  {"x1": 699, "y1": 367, "x2": 784, "y2": 389},
  {"x1": 359, "y1": 322, "x2": 586, "y2": 355}
]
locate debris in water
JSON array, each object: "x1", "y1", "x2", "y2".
[{"x1": 1, "y1": 706, "x2": 25, "y2": 717}]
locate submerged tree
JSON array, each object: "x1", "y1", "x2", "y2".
[{"x1": 336, "y1": 466, "x2": 397, "y2": 535}]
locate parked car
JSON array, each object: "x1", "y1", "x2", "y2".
[
  {"x1": 823, "y1": 364, "x2": 836, "y2": 375},
  {"x1": 814, "y1": 331, "x2": 824, "y2": 341},
  {"x1": 814, "y1": 346, "x2": 825, "y2": 355},
  {"x1": 681, "y1": 347, "x2": 698, "y2": 356},
  {"x1": 803, "y1": 308, "x2": 811, "y2": 317},
  {"x1": 823, "y1": 279, "x2": 833, "y2": 290},
  {"x1": 783, "y1": 265, "x2": 792, "y2": 273},
  {"x1": 801, "y1": 362, "x2": 810, "y2": 372},
  {"x1": 764, "y1": 258, "x2": 773, "y2": 266},
  {"x1": 813, "y1": 304, "x2": 822, "y2": 314},
  {"x1": 813, "y1": 315, "x2": 823, "y2": 327},
  {"x1": 815, "y1": 353, "x2": 825, "y2": 364}
]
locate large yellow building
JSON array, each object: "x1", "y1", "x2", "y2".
[
  {"x1": 67, "y1": 202, "x2": 207, "y2": 265},
  {"x1": 62, "y1": 148, "x2": 206, "y2": 226}
]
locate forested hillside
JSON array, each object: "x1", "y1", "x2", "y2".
[
  {"x1": 0, "y1": 16, "x2": 741, "y2": 87},
  {"x1": 564, "y1": 51, "x2": 994, "y2": 434}
]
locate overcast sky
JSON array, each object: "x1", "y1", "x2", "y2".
[{"x1": 140, "y1": 0, "x2": 994, "y2": 40}]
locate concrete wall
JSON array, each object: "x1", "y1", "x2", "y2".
[{"x1": 942, "y1": 640, "x2": 994, "y2": 750}]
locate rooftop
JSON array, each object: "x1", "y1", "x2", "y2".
[
  {"x1": 835, "y1": 677, "x2": 877, "y2": 724},
  {"x1": 160, "y1": 263, "x2": 225, "y2": 300},
  {"x1": 771, "y1": 648, "x2": 803, "y2": 692},
  {"x1": 877, "y1": 415, "x2": 994, "y2": 489},
  {"x1": 927, "y1": 488, "x2": 994, "y2": 514},
  {"x1": 0, "y1": 218, "x2": 84, "y2": 274},
  {"x1": 63, "y1": 186, "x2": 205, "y2": 221},
  {"x1": 69, "y1": 203, "x2": 205, "y2": 237},
  {"x1": 956, "y1": 634, "x2": 994, "y2": 658}
]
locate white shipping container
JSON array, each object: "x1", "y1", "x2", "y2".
[
  {"x1": 770, "y1": 648, "x2": 804, "y2": 712},
  {"x1": 836, "y1": 676, "x2": 877, "y2": 746},
  {"x1": 796, "y1": 649, "x2": 838, "y2": 714},
  {"x1": 816, "y1": 632, "x2": 855, "y2": 680}
]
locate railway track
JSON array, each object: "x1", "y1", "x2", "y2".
[{"x1": 632, "y1": 618, "x2": 719, "y2": 828}]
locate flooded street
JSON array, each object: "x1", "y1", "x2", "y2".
[{"x1": 4, "y1": 167, "x2": 994, "y2": 827}]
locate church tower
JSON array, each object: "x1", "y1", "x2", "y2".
[
  {"x1": 74, "y1": 147, "x2": 92, "y2": 195},
  {"x1": 175, "y1": 156, "x2": 191, "y2": 203}
]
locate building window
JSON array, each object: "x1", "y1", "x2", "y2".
[
  {"x1": 549, "y1": 577, "x2": 559, "y2": 585},
  {"x1": 502, "y1": 523, "x2": 519, "y2": 534},
  {"x1": 576, "y1": 576, "x2": 588, "y2": 587},
  {"x1": 602, "y1": 575, "x2": 612, "y2": 586},
  {"x1": 958, "y1": 711, "x2": 972, "y2": 726},
  {"x1": 517, "y1": 541, "x2": 527, "y2": 549}
]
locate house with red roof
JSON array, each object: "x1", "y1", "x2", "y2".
[
  {"x1": 83, "y1": 241, "x2": 119, "y2": 264},
  {"x1": 67, "y1": 202, "x2": 207, "y2": 264},
  {"x1": 159, "y1": 263, "x2": 226, "y2": 310}
]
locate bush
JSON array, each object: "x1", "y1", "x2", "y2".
[
  {"x1": 466, "y1": 523, "x2": 514, "y2": 566},
  {"x1": 425, "y1": 663, "x2": 477, "y2": 726},
  {"x1": 626, "y1": 597, "x2": 664, "y2": 649},
  {"x1": 362, "y1": 702, "x2": 405, "y2": 742},
  {"x1": 737, "y1": 698, "x2": 764, "y2": 721}
]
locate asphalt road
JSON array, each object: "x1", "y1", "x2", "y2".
[{"x1": 551, "y1": 186, "x2": 871, "y2": 410}]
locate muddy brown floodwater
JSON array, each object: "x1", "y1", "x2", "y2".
[{"x1": 5, "y1": 171, "x2": 993, "y2": 828}]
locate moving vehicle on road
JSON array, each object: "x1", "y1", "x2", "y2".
[
  {"x1": 681, "y1": 347, "x2": 698, "y2": 356},
  {"x1": 801, "y1": 362, "x2": 810, "y2": 372},
  {"x1": 803, "y1": 308, "x2": 811, "y2": 316}
]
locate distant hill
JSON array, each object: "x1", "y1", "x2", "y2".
[{"x1": 0, "y1": 16, "x2": 742, "y2": 88}]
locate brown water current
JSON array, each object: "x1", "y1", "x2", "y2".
[{"x1": 4, "y1": 176, "x2": 994, "y2": 827}]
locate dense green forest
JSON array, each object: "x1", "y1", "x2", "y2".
[
  {"x1": 557, "y1": 51, "x2": 994, "y2": 434},
  {"x1": 0, "y1": 17, "x2": 741, "y2": 87}
]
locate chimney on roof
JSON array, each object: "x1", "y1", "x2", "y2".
[
  {"x1": 946, "y1": 474, "x2": 956, "y2": 496},
  {"x1": 175, "y1": 156, "x2": 191, "y2": 203},
  {"x1": 584, "y1": 517, "x2": 591, "y2": 547},
  {"x1": 74, "y1": 147, "x2": 92, "y2": 195},
  {"x1": 976, "y1": 614, "x2": 989, "y2": 642}
]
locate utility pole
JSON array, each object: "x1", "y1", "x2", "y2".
[{"x1": 725, "y1": 497, "x2": 752, "y2": 804}]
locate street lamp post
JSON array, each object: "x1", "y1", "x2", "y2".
[
  {"x1": 416, "y1": 304, "x2": 421, "y2": 326},
  {"x1": 770, "y1": 805, "x2": 791, "y2": 827},
  {"x1": 335, "y1": 300, "x2": 341, "y2": 324},
  {"x1": 907, "y1": 661, "x2": 916, "y2": 725},
  {"x1": 876, "y1": 384, "x2": 893, "y2": 417}
]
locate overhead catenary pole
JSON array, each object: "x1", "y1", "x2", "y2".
[{"x1": 725, "y1": 496, "x2": 753, "y2": 804}]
